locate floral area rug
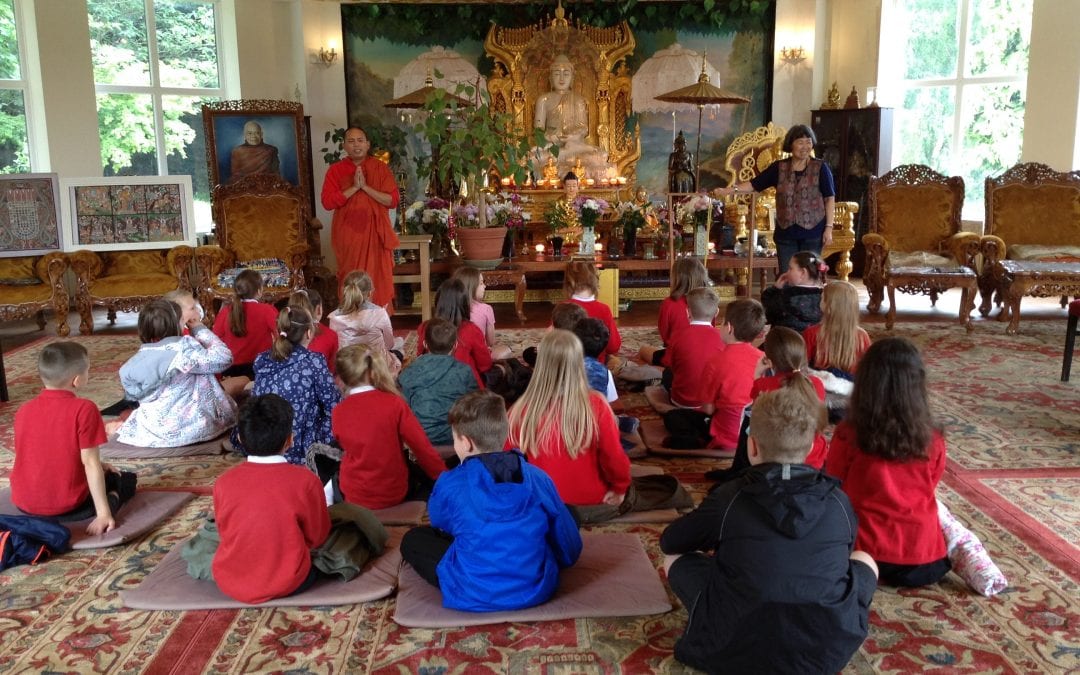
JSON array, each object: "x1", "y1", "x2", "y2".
[{"x1": 0, "y1": 322, "x2": 1078, "y2": 673}]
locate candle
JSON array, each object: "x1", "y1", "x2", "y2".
[
  {"x1": 585, "y1": 178, "x2": 595, "y2": 186},
  {"x1": 535, "y1": 243, "x2": 545, "y2": 254},
  {"x1": 600, "y1": 178, "x2": 610, "y2": 186},
  {"x1": 501, "y1": 177, "x2": 511, "y2": 186},
  {"x1": 617, "y1": 176, "x2": 628, "y2": 185},
  {"x1": 594, "y1": 243, "x2": 603, "y2": 253},
  {"x1": 708, "y1": 242, "x2": 716, "y2": 254}
]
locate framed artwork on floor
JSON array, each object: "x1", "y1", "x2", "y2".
[
  {"x1": 0, "y1": 173, "x2": 64, "y2": 257},
  {"x1": 202, "y1": 99, "x2": 309, "y2": 200},
  {"x1": 61, "y1": 176, "x2": 196, "y2": 252}
]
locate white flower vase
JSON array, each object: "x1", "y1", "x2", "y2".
[
  {"x1": 580, "y1": 227, "x2": 596, "y2": 255},
  {"x1": 694, "y1": 225, "x2": 709, "y2": 257}
]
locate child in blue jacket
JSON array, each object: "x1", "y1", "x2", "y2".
[{"x1": 400, "y1": 390, "x2": 582, "y2": 612}]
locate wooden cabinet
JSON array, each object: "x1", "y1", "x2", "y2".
[{"x1": 811, "y1": 107, "x2": 893, "y2": 275}]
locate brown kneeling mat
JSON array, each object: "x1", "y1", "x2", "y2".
[
  {"x1": 639, "y1": 419, "x2": 735, "y2": 458},
  {"x1": 100, "y1": 433, "x2": 228, "y2": 459},
  {"x1": 392, "y1": 532, "x2": 672, "y2": 627},
  {"x1": 0, "y1": 489, "x2": 195, "y2": 550},
  {"x1": 122, "y1": 530, "x2": 403, "y2": 610},
  {"x1": 371, "y1": 501, "x2": 427, "y2": 526}
]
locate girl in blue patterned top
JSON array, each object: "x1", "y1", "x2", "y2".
[{"x1": 233, "y1": 306, "x2": 341, "y2": 465}]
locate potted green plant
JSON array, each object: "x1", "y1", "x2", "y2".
[{"x1": 413, "y1": 79, "x2": 555, "y2": 264}]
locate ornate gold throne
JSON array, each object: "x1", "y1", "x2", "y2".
[
  {"x1": 0, "y1": 253, "x2": 71, "y2": 335},
  {"x1": 862, "y1": 164, "x2": 978, "y2": 313},
  {"x1": 978, "y1": 162, "x2": 1080, "y2": 316},
  {"x1": 721, "y1": 123, "x2": 857, "y2": 279},
  {"x1": 68, "y1": 247, "x2": 194, "y2": 334},
  {"x1": 484, "y1": 2, "x2": 641, "y2": 181},
  {"x1": 194, "y1": 174, "x2": 311, "y2": 323}
]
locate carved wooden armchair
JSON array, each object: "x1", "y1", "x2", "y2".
[
  {"x1": 862, "y1": 164, "x2": 978, "y2": 313},
  {"x1": 721, "y1": 123, "x2": 858, "y2": 279},
  {"x1": 68, "y1": 248, "x2": 194, "y2": 334},
  {"x1": 0, "y1": 253, "x2": 71, "y2": 335},
  {"x1": 978, "y1": 162, "x2": 1080, "y2": 316},
  {"x1": 194, "y1": 175, "x2": 310, "y2": 322}
]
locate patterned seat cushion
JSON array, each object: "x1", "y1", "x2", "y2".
[
  {"x1": 1, "y1": 284, "x2": 53, "y2": 304},
  {"x1": 888, "y1": 251, "x2": 958, "y2": 270},
  {"x1": 90, "y1": 273, "x2": 178, "y2": 298},
  {"x1": 1007, "y1": 244, "x2": 1080, "y2": 263}
]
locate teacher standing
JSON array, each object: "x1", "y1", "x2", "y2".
[
  {"x1": 714, "y1": 125, "x2": 835, "y2": 273},
  {"x1": 321, "y1": 127, "x2": 400, "y2": 309}
]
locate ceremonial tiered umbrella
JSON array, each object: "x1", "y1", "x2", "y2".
[
  {"x1": 655, "y1": 57, "x2": 750, "y2": 186},
  {"x1": 383, "y1": 74, "x2": 472, "y2": 111},
  {"x1": 393, "y1": 46, "x2": 485, "y2": 101},
  {"x1": 632, "y1": 43, "x2": 724, "y2": 141}
]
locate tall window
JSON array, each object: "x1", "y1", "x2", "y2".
[
  {"x1": 89, "y1": 0, "x2": 227, "y2": 229},
  {"x1": 886, "y1": 0, "x2": 1032, "y2": 217},
  {"x1": 0, "y1": 0, "x2": 31, "y2": 173}
]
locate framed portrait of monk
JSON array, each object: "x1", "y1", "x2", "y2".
[{"x1": 203, "y1": 100, "x2": 310, "y2": 200}]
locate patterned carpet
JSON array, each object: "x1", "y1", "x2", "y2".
[{"x1": 0, "y1": 321, "x2": 1078, "y2": 674}]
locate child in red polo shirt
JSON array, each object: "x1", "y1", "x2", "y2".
[
  {"x1": 212, "y1": 394, "x2": 330, "y2": 604},
  {"x1": 289, "y1": 288, "x2": 339, "y2": 375},
  {"x1": 663, "y1": 299, "x2": 766, "y2": 451},
  {"x1": 563, "y1": 261, "x2": 621, "y2": 364},
  {"x1": 319, "y1": 344, "x2": 447, "y2": 510},
  {"x1": 212, "y1": 268, "x2": 279, "y2": 380},
  {"x1": 661, "y1": 287, "x2": 724, "y2": 409},
  {"x1": 639, "y1": 256, "x2": 711, "y2": 366},
  {"x1": 826, "y1": 337, "x2": 951, "y2": 587},
  {"x1": 11, "y1": 342, "x2": 137, "y2": 536},
  {"x1": 417, "y1": 278, "x2": 492, "y2": 388}
]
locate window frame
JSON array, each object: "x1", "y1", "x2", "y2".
[
  {"x1": 0, "y1": 0, "x2": 41, "y2": 172},
  {"x1": 880, "y1": 0, "x2": 1032, "y2": 220}
]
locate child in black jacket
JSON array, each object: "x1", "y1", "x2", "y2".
[{"x1": 660, "y1": 385, "x2": 877, "y2": 674}]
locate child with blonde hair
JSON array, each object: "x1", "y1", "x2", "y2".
[
  {"x1": 318, "y1": 344, "x2": 447, "y2": 510},
  {"x1": 242, "y1": 306, "x2": 340, "y2": 465},
  {"x1": 509, "y1": 330, "x2": 690, "y2": 523},
  {"x1": 288, "y1": 288, "x2": 339, "y2": 374},
  {"x1": 639, "y1": 256, "x2": 711, "y2": 365},
  {"x1": 452, "y1": 266, "x2": 513, "y2": 360},
  {"x1": 803, "y1": 280, "x2": 870, "y2": 380},
  {"x1": 212, "y1": 269, "x2": 279, "y2": 380},
  {"x1": 328, "y1": 270, "x2": 403, "y2": 376},
  {"x1": 118, "y1": 298, "x2": 236, "y2": 447}
]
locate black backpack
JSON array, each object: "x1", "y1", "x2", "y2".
[{"x1": 0, "y1": 515, "x2": 71, "y2": 570}]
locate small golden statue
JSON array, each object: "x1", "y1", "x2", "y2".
[
  {"x1": 844, "y1": 86, "x2": 861, "y2": 109},
  {"x1": 542, "y1": 156, "x2": 560, "y2": 183},
  {"x1": 822, "y1": 82, "x2": 841, "y2": 110}
]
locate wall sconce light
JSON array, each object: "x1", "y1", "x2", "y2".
[
  {"x1": 319, "y1": 39, "x2": 339, "y2": 66},
  {"x1": 779, "y1": 46, "x2": 806, "y2": 65}
]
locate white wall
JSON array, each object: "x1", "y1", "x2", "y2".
[{"x1": 1021, "y1": 0, "x2": 1080, "y2": 170}]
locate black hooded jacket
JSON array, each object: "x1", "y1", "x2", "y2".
[{"x1": 660, "y1": 463, "x2": 876, "y2": 674}]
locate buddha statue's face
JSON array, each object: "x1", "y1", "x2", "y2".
[{"x1": 550, "y1": 60, "x2": 573, "y2": 92}]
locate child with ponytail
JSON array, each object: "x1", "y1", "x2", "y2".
[
  {"x1": 288, "y1": 288, "x2": 339, "y2": 374},
  {"x1": 761, "y1": 250, "x2": 827, "y2": 331},
  {"x1": 241, "y1": 306, "x2": 340, "y2": 465},
  {"x1": 319, "y1": 344, "x2": 447, "y2": 510},
  {"x1": 328, "y1": 270, "x2": 402, "y2": 376},
  {"x1": 452, "y1": 266, "x2": 513, "y2": 360},
  {"x1": 212, "y1": 269, "x2": 279, "y2": 380}
]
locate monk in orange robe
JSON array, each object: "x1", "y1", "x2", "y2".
[
  {"x1": 229, "y1": 121, "x2": 280, "y2": 182},
  {"x1": 321, "y1": 127, "x2": 401, "y2": 309}
]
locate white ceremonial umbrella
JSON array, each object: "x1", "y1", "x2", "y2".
[
  {"x1": 632, "y1": 43, "x2": 724, "y2": 141},
  {"x1": 394, "y1": 46, "x2": 486, "y2": 101}
]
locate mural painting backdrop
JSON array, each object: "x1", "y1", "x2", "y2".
[{"x1": 341, "y1": 2, "x2": 773, "y2": 201}]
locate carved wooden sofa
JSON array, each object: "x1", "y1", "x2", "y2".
[
  {"x1": 194, "y1": 175, "x2": 313, "y2": 323},
  {"x1": 863, "y1": 165, "x2": 980, "y2": 315},
  {"x1": 0, "y1": 253, "x2": 71, "y2": 335},
  {"x1": 979, "y1": 163, "x2": 1080, "y2": 331},
  {"x1": 721, "y1": 122, "x2": 858, "y2": 280},
  {"x1": 68, "y1": 248, "x2": 195, "y2": 334}
]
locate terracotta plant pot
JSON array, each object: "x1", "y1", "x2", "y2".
[{"x1": 458, "y1": 226, "x2": 508, "y2": 265}]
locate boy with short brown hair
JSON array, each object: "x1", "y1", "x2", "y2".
[{"x1": 12, "y1": 342, "x2": 137, "y2": 536}]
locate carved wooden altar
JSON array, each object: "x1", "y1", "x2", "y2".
[{"x1": 483, "y1": 2, "x2": 641, "y2": 181}]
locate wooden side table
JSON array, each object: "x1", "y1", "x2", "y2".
[
  {"x1": 482, "y1": 268, "x2": 527, "y2": 322},
  {"x1": 392, "y1": 235, "x2": 433, "y2": 321},
  {"x1": 996, "y1": 260, "x2": 1080, "y2": 335},
  {"x1": 886, "y1": 266, "x2": 978, "y2": 331}
]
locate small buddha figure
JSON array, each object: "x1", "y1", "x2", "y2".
[
  {"x1": 533, "y1": 54, "x2": 608, "y2": 175},
  {"x1": 668, "y1": 131, "x2": 696, "y2": 193}
]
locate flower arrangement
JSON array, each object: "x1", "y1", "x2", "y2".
[
  {"x1": 405, "y1": 196, "x2": 450, "y2": 236},
  {"x1": 490, "y1": 192, "x2": 530, "y2": 230},
  {"x1": 677, "y1": 193, "x2": 720, "y2": 232},
  {"x1": 572, "y1": 196, "x2": 610, "y2": 230},
  {"x1": 545, "y1": 199, "x2": 579, "y2": 234},
  {"x1": 614, "y1": 200, "x2": 649, "y2": 232}
]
